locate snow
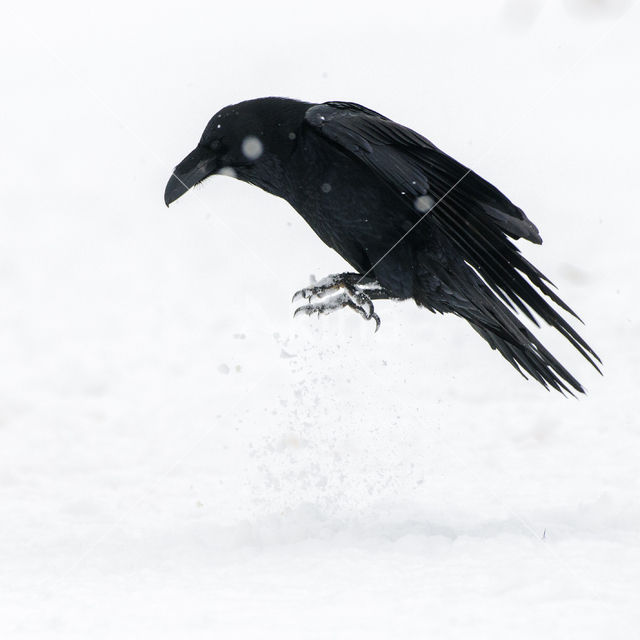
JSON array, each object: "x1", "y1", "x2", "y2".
[
  {"x1": 241, "y1": 136, "x2": 264, "y2": 161},
  {"x1": 2, "y1": 1, "x2": 640, "y2": 638},
  {"x1": 414, "y1": 194, "x2": 435, "y2": 213},
  {"x1": 218, "y1": 166, "x2": 238, "y2": 179}
]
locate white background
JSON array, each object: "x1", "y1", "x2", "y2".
[{"x1": 2, "y1": 1, "x2": 639, "y2": 637}]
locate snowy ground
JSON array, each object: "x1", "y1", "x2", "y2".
[{"x1": 2, "y1": 1, "x2": 640, "y2": 637}]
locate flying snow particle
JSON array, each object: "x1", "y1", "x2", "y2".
[
  {"x1": 218, "y1": 166, "x2": 237, "y2": 178},
  {"x1": 321, "y1": 182, "x2": 332, "y2": 193},
  {"x1": 288, "y1": 132, "x2": 296, "y2": 140},
  {"x1": 414, "y1": 194, "x2": 435, "y2": 213},
  {"x1": 242, "y1": 136, "x2": 263, "y2": 160}
]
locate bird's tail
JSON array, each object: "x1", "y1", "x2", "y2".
[
  {"x1": 413, "y1": 262, "x2": 600, "y2": 395},
  {"x1": 467, "y1": 311, "x2": 586, "y2": 395},
  {"x1": 408, "y1": 205, "x2": 601, "y2": 394},
  {"x1": 451, "y1": 279, "x2": 599, "y2": 395}
]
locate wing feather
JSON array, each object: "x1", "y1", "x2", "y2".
[{"x1": 304, "y1": 102, "x2": 601, "y2": 374}]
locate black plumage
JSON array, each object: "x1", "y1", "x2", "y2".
[{"x1": 165, "y1": 97, "x2": 600, "y2": 394}]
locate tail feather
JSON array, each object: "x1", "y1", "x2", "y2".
[
  {"x1": 469, "y1": 319, "x2": 584, "y2": 396},
  {"x1": 414, "y1": 246, "x2": 598, "y2": 394}
]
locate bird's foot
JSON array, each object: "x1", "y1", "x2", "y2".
[{"x1": 292, "y1": 273, "x2": 382, "y2": 331}]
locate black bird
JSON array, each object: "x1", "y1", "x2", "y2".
[{"x1": 165, "y1": 97, "x2": 600, "y2": 394}]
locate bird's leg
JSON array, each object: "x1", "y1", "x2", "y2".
[{"x1": 292, "y1": 272, "x2": 390, "y2": 331}]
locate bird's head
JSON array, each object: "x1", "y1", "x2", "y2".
[{"x1": 164, "y1": 97, "x2": 311, "y2": 206}]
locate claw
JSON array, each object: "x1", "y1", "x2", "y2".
[
  {"x1": 291, "y1": 289, "x2": 306, "y2": 303},
  {"x1": 292, "y1": 279, "x2": 346, "y2": 304},
  {"x1": 291, "y1": 273, "x2": 387, "y2": 331},
  {"x1": 293, "y1": 304, "x2": 318, "y2": 318},
  {"x1": 292, "y1": 289, "x2": 381, "y2": 331}
]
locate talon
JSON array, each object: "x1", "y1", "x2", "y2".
[
  {"x1": 361, "y1": 298, "x2": 374, "y2": 319},
  {"x1": 293, "y1": 304, "x2": 316, "y2": 318},
  {"x1": 292, "y1": 284, "x2": 337, "y2": 303},
  {"x1": 291, "y1": 273, "x2": 388, "y2": 329}
]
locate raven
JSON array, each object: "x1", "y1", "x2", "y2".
[{"x1": 165, "y1": 97, "x2": 600, "y2": 394}]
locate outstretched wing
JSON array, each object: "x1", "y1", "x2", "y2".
[{"x1": 303, "y1": 101, "x2": 600, "y2": 376}]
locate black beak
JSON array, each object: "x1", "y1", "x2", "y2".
[{"x1": 164, "y1": 146, "x2": 218, "y2": 207}]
